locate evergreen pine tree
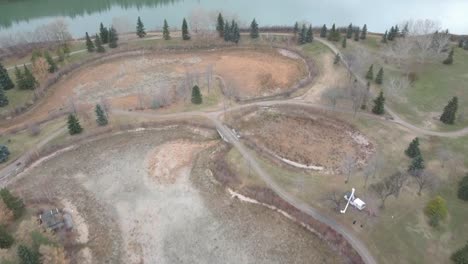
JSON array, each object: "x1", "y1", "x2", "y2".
[
  {"x1": 95, "y1": 104, "x2": 108, "y2": 126},
  {"x1": 17, "y1": 245, "x2": 40, "y2": 264},
  {"x1": 360, "y1": 24, "x2": 367, "y2": 39},
  {"x1": 22, "y1": 65, "x2": 37, "y2": 90},
  {"x1": 388, "y1": 26, "x2": 395, "y2": 40},
  {"x1": 0, "y1": 63, "x2": 14, "y2": 90},
  {"x1": 405, "y1": 138, "x2": 421, "y2": 158},
  {"x1": 224, "y1": 22, "x2": 231, "y2": 42},
  {"x1": 334, "y1": 54, "x2": 340, "y2": 65},
  {"x1": 250, "y1": 19, "x2": 259, "y2": 39},
  {"x1": 108, "y1": 27, "x2": 119, "y2": 48},
  {"x1": 99, "y1": 23, "x2": 109, "y2": 44},
  {"x1": 382, "y1": 31, "x2": 388, "y2": 43},
  {"x1": 0, "y1": 225, "x2": 14, "y2": 249},
  {"x1": 408, "y1": 155, "x2": 425, "y2": 173},
  {"x1": 44, "y1": 51, "x2": 58, "y2": 73},
  {"x1": 0, "y1": 87, "x2": 8, "y2": 107},
  {"x1": 372, "y1": 91, "x2": 385, "y2": 115},
  {"x1": 94, "y1": 34, "x2": 105, "y2": 53},
  {"x1": 232, "y1": 22, "x2": 240, "y2": 44},
  {"x1": 306, "y1": 25, "x2": 313, "y2": 43},
  {"x1": 342, "y1": 37, "x2": 347, "y2": 48},
  {"x1": 163, "y1": 19, "x2": 171, "y2": 40},
  {"x1": 402, "y1": 23, "x2": 409, "y2": 37},
  {"x1": 217, "y1": 13, "x2": 225, "y2": 38},
  {"x1": 298, "y1": 24, "x2": 306, "y2": 44},
  {"x1": 85, "y1": 32, "x2": 95, "y2": 52},
  {"x1": 0, "y1": 146, "x2": 9, "y2": 163},
  {"x1": 354, "y1": 27, "x2": 360, "y2": 41},
  {"x1": 136, "y1": 16, "x2": 146, "y2": 38},
  {"x1": 182, "y1": 18, "x2": 190, "y2": 40},
  {"x1": 67, "y1": 114, "x2": 83, "y2": 135},
  {"x1": 14, "y1": 66, "x2": 25, "y2": 90},
  {"x1": 191, "y1": 85, "x2": 202, "y2": 104},
  {"x1": 293, "y1": 22, "x2": 299, "y2": 38},
  {"x1": 440, "y1": 96, "x2": 458, "y2": 124},
  {"x1": 394, "y1": 25, "x2": 400, "y2": 37},
  {"x1": 328, "y1": 23, "x2": 340, "y2": 41},
  {"x1": 346, "y1": 23, "x2": 353, "y2": 39},
  {"x1": 443, "y1": 48, "x2": 454, "y2": 65},
  {"x1": 320, "y1": 24, "x2": 327, "y2": 38},
  {"x1": 365, "y1": 64, "x2": 374, "y2": 80},
  {"x1": 375, "y1": 67, "x2": 384, "y2": 84},
  {"x1": 0, "y1": 188, "x2": 24, "y2": 218}
]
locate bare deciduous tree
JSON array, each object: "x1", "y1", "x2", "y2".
[
  {"x1": 412, "y1": 170, "x2": 437, "y2": 196},
  {"x1": 370, "y1": 171, "x2": 408, "y2": 208},
  {"x1": 341, "y1": 154, "x2": 357, "y2": 183},
  {"x1": 384, "y1": 76, "x2": 411, "y2": 101},
  {"x1": 324, "y1": 190, "x2": 344, "y2": 211},
  {"x1": 437, "y1": 148, "x2": 453, "y2": 168},
  {"x1": 322, "y1": 85, "x2": 346, "y2": 109}
]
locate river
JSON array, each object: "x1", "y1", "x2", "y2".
[{"x1": 0, "y1": 0, "x2": 467, "y2": 38}]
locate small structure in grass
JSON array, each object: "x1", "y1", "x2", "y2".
[{"x1": 39, "y1": 208, "x2": 73, "y2": 231}]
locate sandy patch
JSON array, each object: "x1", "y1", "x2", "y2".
[{"x1": 146, "y1": 140, "x2": 213, "y2": 184}]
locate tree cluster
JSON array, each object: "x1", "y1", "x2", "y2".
[
  {"x1": 14, "y1": 65, "x2": 38, "y2": 90},
  {"x1": 223, "y1": 20, "x2": 240, "y2": 44},
  {"x1": 0, "y1": 188, "x2": 25, "y2": 219},
  {"x1": 296, "y1": 23, "x2": 313, "y2": 45},
  {"x1": 327, "y1": 23, "x2": 341, "y2": 42},
  {"x1": 320, "y1": 24, "x2": 327, "y2": 38},
  {"x1": 85, "y1": 24, "x2": 118, "y2": 53},
  {"x1": 440, "y1": 96, "x2": 458, "y2": 124}
]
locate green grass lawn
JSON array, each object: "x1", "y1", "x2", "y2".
[
  {"x1": 340, "y1": 34, "x2": 468, "y2": 131},
  {"x1": 0, "y1": 118, "x2": 66, "y2": 169}
]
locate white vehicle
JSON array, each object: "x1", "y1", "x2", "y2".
[{"x1": 341, "y1": 188, "x2": 366, "y2": 213}]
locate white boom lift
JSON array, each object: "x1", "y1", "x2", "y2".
[{"x1": 341, "y1": 188, "x2": 366, "y2": 214}]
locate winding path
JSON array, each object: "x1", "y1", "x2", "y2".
[{"x1": 2, "y1": 33, "x2": 468, "y2": 264}]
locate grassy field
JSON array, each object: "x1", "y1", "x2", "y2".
[
  {"x1": 341, "y1": 34, "x2": 468, "y2": 130},
  {"x1": 224, "y1": 107, "x2": 468, "y2": 264}
]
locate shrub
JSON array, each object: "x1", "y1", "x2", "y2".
[
  {"x1": 17, "y1": 245, "x2": 40, "y2": 264},
  {"x1": 0, "y1": 145, "x2": 10, "y2": 163},
  {"x1": 0, "y1": 188, "x2": 25, "y2": 219},
  {"x1": 424, "y1": 195, "x2": 448, "y2": 227},
  {"x1": 451, "y1": 242, "x2": 468, "y2": 264},
  {"x1": 0, "y1": 225, "x2": 14, "y2": 249},
  {"x1": 458, "y1": 174, "x2": 468, "y2": 201}
]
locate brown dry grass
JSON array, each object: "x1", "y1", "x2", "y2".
[
  {"x1": 228, "y1": 105, "x2": 374, "y2": 173},
  {"x1": 4, "y1": 49, "x2": 305, "y2": 133}
]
